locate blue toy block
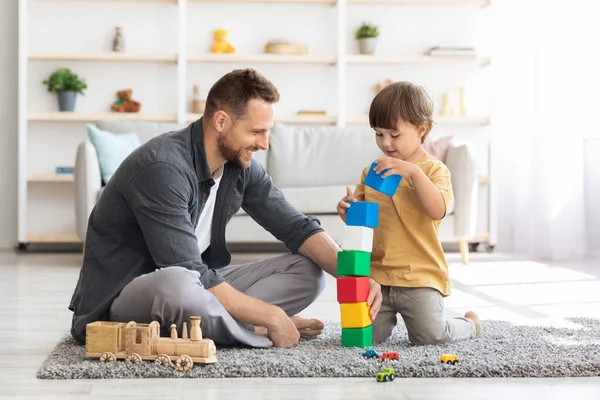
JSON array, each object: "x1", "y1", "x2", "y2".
[
  {"x1": 347, "y1": 201, "x2": 379, "y2": 228},
  {"x1": 364, "y1": 161, "x2": 402, "y2": 197}
]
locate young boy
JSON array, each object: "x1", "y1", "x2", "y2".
[{"x1": 337, "y1": 81, "x2": 482, "y2": 345}]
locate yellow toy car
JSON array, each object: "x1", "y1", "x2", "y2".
[{"x1": 440, "y1": 354, "x2": 458, "y2": 365}]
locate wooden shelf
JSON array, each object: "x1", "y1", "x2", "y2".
[
  {"x1": 187, "y1": 113, "x2": 337, "y2": 124},
  {"x1": 28, "y1": 174, "x2": 73, "y2": 183},
  {"x1": 188, "y1": 53, "x2": 336, "y2": 65},
  {"x1": 189, "y1": 0, "x2": 336, "y2": 3},
  {"x1": 29, "y1": 52, "x2": 177, "y2": 63},
  {"x1": 346, "y1": 54, "x2": 490, "y2": 67},
  {"x1": 29, "y1": 112, "x2": 177, "y2": 123},
  {"x1": 26, "y1": 233, "x2": 81, "y2": 244},
  {"x1": 346, "y1": 115, "x2": 490, "y2": 126},
  {"x1": 348, "y1": 0, "x2": 489, "y2": 5},
  {"x1": 38, "y1": 0, "x2": 177, "y2": 3}
]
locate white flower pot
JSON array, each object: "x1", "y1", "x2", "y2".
[{"x1": 358, "y1": 38, "x2": 377, "y2": 55}]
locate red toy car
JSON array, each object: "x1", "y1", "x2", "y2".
[{"x1": 380, "y1": 351, "x2": 400, "y2": 361}]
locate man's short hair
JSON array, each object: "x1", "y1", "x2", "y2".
[{"x1": 204, "y1": 68, "x2": 280, "y2": 121}]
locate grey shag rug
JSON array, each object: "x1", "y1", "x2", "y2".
[{"x1": 37, "y1": 318, "x2": 600, "y2": 379}]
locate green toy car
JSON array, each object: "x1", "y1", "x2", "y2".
[{"x1": 375, "y1": 367, "x2": 396, "y2": 382}]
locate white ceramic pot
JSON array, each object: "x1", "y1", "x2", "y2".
[{"x1": 358, "y1": 38, "x2": 377, "y2": 55}]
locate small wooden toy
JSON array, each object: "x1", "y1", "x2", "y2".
[
  {"x1": 337, "y1": 250, "x2": 371, "y2": 277},
  {"x1": 342, "y1": 325, "x2": 372, "y2": 348},
  {"x1": 336, "y1": 276, "x2": 370, "y2": 303},
  {"x1": 341, "y1": 225, "x2": 373, "y2": 252},
  {"x1": 380, "y1": 351, "x2": 400, "y2": 361},
  {"x1": 375, "y1": 367, "x2": 396, "y2": 382},
  {"x1": 364, "y1": 161, "x2": 402, "y2": 197},
  {"x1": 440, "y1": 354, "x2": 458, "y2": 365},
  {"x1": 211, "y1": 29, "x2": 235, "y2": 53},
  {"x1": 85, "y1": 316, "x2": 217, "y2": 371},
  {"x1": 340, "y1": 302, "x2": 370, "y2": 328},
  {"x1": 346, "y1": 201, "x2": 379, "y2": 228}
]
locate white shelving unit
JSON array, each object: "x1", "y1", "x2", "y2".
[{"x1": 18, "y1": 0, "x2": 494, "y2": 250}]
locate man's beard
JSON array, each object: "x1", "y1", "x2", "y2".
[{"x1": 217, "y1": 131, "x2": 252, "y2": 169}]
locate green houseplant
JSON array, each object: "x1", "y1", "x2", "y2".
[
  {"x1": 354, "y1": 22, "x2": 380, "y2": 55},
  {"x1": 42, "y1": 68, "x2": 87, "y2": 112}
]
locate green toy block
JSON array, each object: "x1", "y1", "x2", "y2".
[
  {"x1": 342, "y1": 325, "x2": 373, "y2": 348},
  {"x1": 337, "y1": 250, "x2": 370, "y2": 277}
]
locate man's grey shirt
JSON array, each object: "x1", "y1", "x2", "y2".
[{"x1": 68, "y1": 119, "x2": 323, "y2": 344}]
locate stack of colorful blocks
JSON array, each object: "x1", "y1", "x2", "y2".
[{"x1": 337, "y1": 162, "x2": 403, "y2": 348}]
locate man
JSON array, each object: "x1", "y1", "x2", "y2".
[{"x1": 68, "y1": 68, "x2": 383, "y2": 348}]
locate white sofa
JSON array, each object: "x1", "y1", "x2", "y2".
[{"x1": 75, "y1": 120, "x2": 478, "y2": 263}]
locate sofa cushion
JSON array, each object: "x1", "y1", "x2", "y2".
[
  {"x1": 267, "y1": 123, "x2": 382, "y2": 188},
  {"x1": 87, "y1": 124, "x2": 142, "y2": 184}
]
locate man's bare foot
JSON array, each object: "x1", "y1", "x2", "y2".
[
  {"x1": 254, "y1": 326, "x2": 269, "y2": 337},
  {"x1": 464, "y1": 311, "x2": 482, "y2": 336},
  {"x1": 290, "y1": 316, "x2": 324, "y2": 340}
]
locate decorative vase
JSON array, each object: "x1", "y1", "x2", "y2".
[
  {"x1": 358, "y1": 38, "x2": 377, "y2": 55},
  {"x1": 57, "y1": 91, "x2": 76, "y2": 112}
]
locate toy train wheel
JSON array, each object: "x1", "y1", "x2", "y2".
[
  {"x1": 125, "y1": 353, "x2": 142, "y2": 365},
  {"x1": 389, "y1": 374, "x2": 395, "y2": 381},
  {"x1": 154, "y1": 354, "x2": 172, "y2": 367},
  {"x1": 99, "y1": 352, "x2": 116, "y2": 364},
  {"x1": 175, "y1": 355, "x2": 193, "y2": 372}
]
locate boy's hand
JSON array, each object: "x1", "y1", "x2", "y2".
[
  {"x1": 374, "y1": 157, "x2": 416, "y2": 178},
  {"x1": 336, "y1": 186, "x2": 357, "y2": 223}
]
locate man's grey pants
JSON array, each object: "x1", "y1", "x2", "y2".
[{"x1": 109, "y1": 253, "x2": 326, "y2": 348}]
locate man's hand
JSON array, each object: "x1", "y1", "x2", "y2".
[
  {"x1": 373, "y1": 157, "x2": 416, "y2": 179},
  {"x1": 265, "y1": 308, "x2": 301, "y2": 347},
  {"x1": 367, "y1": 278, "x2": 382, "y2": 321}
]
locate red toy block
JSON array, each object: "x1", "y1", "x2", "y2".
[{"x1": 337, "y1": 277, "x2": 370, "y2": 303}]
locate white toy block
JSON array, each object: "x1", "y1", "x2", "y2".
[{"x1": 341, "y1": 225, "x2": 373, "y2": 252}]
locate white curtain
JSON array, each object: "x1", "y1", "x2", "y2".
[{"x1": 493, "y1": 0, "x2": 599, "y2": 261}]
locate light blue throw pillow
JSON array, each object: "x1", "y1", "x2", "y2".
[{"x1": 86, "y1": 123, "x2": 142, "y2": 184}]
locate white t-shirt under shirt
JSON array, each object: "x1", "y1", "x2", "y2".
[{"x1": 195, "y1": 166, "x2": 223, "y2": 256}]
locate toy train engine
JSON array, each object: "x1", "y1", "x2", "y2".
[{"x1": 85, "y1": 316, "x2": 217, "y2": 371}]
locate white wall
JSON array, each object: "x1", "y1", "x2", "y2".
[
  {"x1": 585, "y1": 139, "x2": 600, "y2": 255},
  {"x1": 0, "y1": 0, "x2": 18, "y2": 249}
]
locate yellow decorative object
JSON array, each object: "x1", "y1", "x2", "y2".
[
  {"x1": 441, "y1": 92, "x2": 454, "y2": 116},
  {"x1": 340, "y1": 302, "x2": 371, "y2": 328},
  {"x1": 211, "y1": 29, "x2": 235, "y2": 54}
]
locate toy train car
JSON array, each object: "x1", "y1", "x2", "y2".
[{"x1": 85, "y1": 316, "x2": 217, "y2": 371}]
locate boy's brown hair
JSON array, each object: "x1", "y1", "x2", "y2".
[
  {"x1": 204, "y1": 68, "x2": 280, "y2": 121},
  {"x1": 369, "y1": 81, "x2": 434, "y2": 143}
]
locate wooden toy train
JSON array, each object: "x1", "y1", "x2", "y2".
[{"x1": 85, "y1": 316, "x2": 217, "y2": 371}]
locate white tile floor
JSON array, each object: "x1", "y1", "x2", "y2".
[{"x1": 1, "y1": 250, "x2": 599, "y2": 399}]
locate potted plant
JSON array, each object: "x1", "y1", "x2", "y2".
[
  {"x1": 354, "y1": 22, "x2": 380, "y2": 55},
  {"x1": 42, "y1": 68, "x2": 87, "y2": 112}
]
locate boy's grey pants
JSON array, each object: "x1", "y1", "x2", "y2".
[
  {"x1": 109, "y1": 253, "x2": 326, "y2": 348},
  {"x1": 372, "y1": 285, "x2": 476, "y2": 345}
]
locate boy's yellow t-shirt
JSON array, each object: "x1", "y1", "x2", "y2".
[{"x1": 354, "y1": 154, "x2": 453, "y2": 296}]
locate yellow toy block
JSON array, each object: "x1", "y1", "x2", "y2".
[{"x1": 340, "y1": 302, "x2": 371, "y2": 328}]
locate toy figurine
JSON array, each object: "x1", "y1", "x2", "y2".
[{"x1": 211, "y1": 29, "x2": 235, "y2": 53}]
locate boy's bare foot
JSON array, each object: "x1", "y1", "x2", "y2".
[
  {"x1": 254, "y1": 326, "x2": 269, "y2": 337},
  {"x1": 464, "y1": 311, "x2": 482, "y2": 336},
  {"x1": 290, "y1": 316, "x2": 324, "y2": 340}
]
